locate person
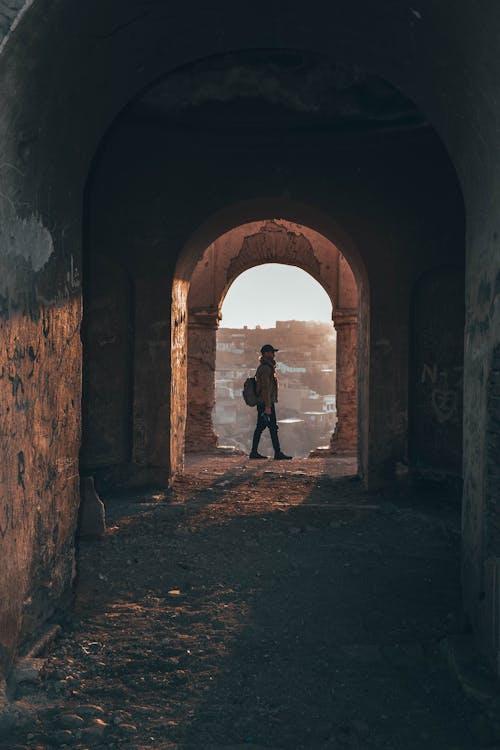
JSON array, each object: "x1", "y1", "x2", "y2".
[{"x1": 250, "y1": 344, "x2": 292, "y2": 460}]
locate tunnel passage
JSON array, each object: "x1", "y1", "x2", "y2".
[
  {"x1": 78, "y1": 51, "x2": 465, "y2": 493},
  {"x1": 185, "y1": 219, "x2": 359, "y2": 457},
  {"x1": 0, "y1": 26, "x2": 475, "y2": 686}
]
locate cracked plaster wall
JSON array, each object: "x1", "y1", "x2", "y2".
[{"x1": 0, "y1": 208, "x2": 82, "y2": 685}]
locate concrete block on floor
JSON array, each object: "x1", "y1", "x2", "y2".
[
  {"x1": 79, "y1": 476, "x2": 106, "y2": 538},
  {"x1": 9, "y1": 657, "x2": 45, "y2": 687}
]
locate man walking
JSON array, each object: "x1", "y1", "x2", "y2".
[{"x1": 250, "y1": 344, "x2": 292, "y2": 460}]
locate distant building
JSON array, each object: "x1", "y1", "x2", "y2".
[{"x1": 214, "y1": 320, "x2": 337, "y2": 456}]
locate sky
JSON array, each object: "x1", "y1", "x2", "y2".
[{"x1": 220, "y1": 263, "x2": 332, "y2": 329}]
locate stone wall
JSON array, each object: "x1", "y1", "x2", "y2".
[
  {"x1": 81, "y1": 254, "x2": 133, "y2": 472},
  {"x1": 410, "y1": 267, "x2": 465, "y2": 479},
  {"x1": 0, "y1": 214, "x2": 82, "y2": 685}
]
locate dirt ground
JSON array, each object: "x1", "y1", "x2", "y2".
[{"x1": 3, "y1": 455, "x2": 500, "y2": 750}]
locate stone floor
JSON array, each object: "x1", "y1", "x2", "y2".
[{"x1": 3, "y1": 455, "x2": 500, "y2": 749}]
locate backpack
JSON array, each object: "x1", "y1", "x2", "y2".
[{"x1": 242, "y1": 376, "x2": 258, "y2": 407}]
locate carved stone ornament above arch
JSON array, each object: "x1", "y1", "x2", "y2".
[
  {"x1": 226, "y1": 220, "x2": 322, "y2": 288},
  {"x1": 186, "y1": 218, "x2": 359, "y2": 323}
]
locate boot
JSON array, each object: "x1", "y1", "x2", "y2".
[
  {"x1": 250, "y1": 428, "x2": 266, "y2": 459},
  {"x1": 270, "y1": 426, "x2": 291, "y2": 460}
]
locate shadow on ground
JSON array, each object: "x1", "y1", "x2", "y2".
[{"x1": 3, "y1": 457, "x2": 495, "y2": 750}]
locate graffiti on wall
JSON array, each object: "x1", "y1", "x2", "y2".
[{"x1": 421, "y1": 363, "x2": 463, "y2": 424}]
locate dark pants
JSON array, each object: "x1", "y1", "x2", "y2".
[{"x1": 252, "y1": 402, "x2": 281, "y2": 455}]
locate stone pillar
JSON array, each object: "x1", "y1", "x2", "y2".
[
  {"x1": 185, "y1": 308, "x2": 220, "y2": 452},
  {"x1": 132, "y1": 275, "x2": 170, "y2": 482},
  {"x1": 330, "y1": 310, "x2": 358, "y2": 454}
]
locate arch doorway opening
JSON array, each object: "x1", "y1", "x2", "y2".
[
  {"x1": 215, "y1": 264, "x2": 337, "y2": 458},
  {"x1": 184, "y1": 219, "x2": 360, "y2": 467}
]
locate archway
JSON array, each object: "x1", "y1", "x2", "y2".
[
  {"x1": 77, "y1": 52, "x2": 464, "y2": 498},
  {"x1": 184, "y1": 219, "x2": 359, "y2": 460}
]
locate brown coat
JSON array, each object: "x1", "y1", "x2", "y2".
[{"x1": 255, "y1": 358, "x2": 278, "y2": 408}]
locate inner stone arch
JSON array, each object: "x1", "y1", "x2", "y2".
[
  {"x1": 185, "y1": 219, "x2": 359, "y2": 457},
  {"x1": 225, "y1": 220, "x2": 322, "y2": 286}
]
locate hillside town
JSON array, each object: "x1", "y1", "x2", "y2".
[{"x1": 214, "y1": 320, "x2": 337, "y2": 456}]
